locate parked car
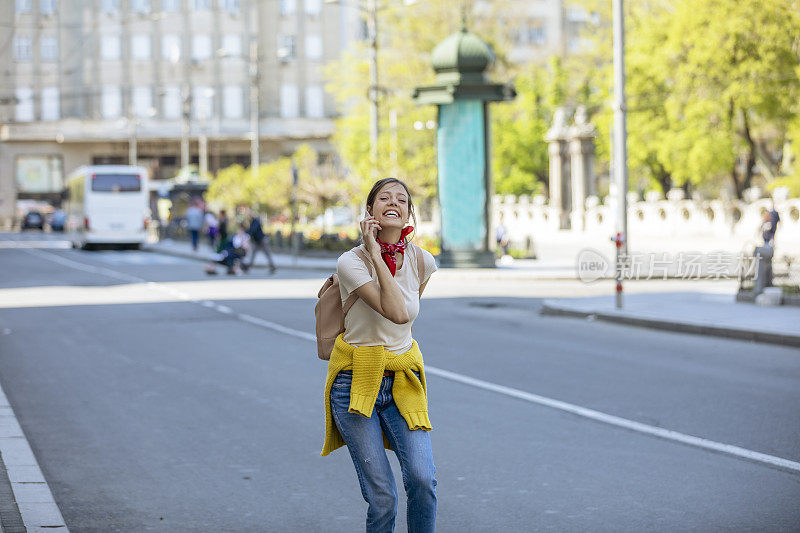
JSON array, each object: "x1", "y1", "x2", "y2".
[
  {"x1": 21, "y1": 211, "x2": 45, "y2": 231},
  {"x1": 49, "y1": 209, "x2": 67, "y2": 232}
]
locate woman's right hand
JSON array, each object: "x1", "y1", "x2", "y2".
[{"x1": 360, "y1": 213, "x2": 382, "y2": 257}]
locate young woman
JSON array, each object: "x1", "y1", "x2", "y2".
[{"x1": 322, "y1": 178, "x2": 438, "y2": 533}]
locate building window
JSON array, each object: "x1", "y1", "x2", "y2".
[
  {"x1": 40, "y1": 0, "x2": 57, "y2": 15},
  {"x1": 41, "y1": 36, "x2": 58, "y2": 61},
  {"x1": 15, "y1": 0, "x2": 31, "y2": 13},
  {"x1": 41, "y1": 87, "x2": 60, "y2": 121},
  {"x1": 13, "y1": 37, "x2": 33, "y2": 62},
  {"x1": 162, "y1": 34, "x2": 181, "y2": 62},
  {"x1": 223, "y1": 85, "x2": 242, "y2": 119},
  {"x1": 515, "y1": 20, "x2": 546, "y2": 46},
  {"x1": 279, "y1": 0, "x2": 295, "y2": 16},
  {"x1": 131, "y1": 0, "x2": 150, "y2": 13},
  {"x1": 101, "y1": 0, "x2": 119, "y2": 13},
  {"x1": 101, "y1": 35, "x2": 121, "y2": 60},
  {"x1": 280, "y1": 83, "x2": 298, "y2": 118},
  {"x1": 131, "y1": 34, "x2": 151, "y2": 60},
  {"x1": 161, "y1": 0, "x2": 180, "y2": 11},
  {"x1": 305, "y1": 85, "x2": 324, "y2": 118},
  {"x1": 190, "y1": 0, "x2": 210, "y2": 9},
  {"x1": 14, "y1": 87, "x2": 34, "y2": 122},
  {"x1": 133, "y1": 86, "x2": 153, "y2": 117},
  {"x1": 192, "y1": 86, "x2": 214, "y2": 120},
  {"x1": 277, "y1": 35, "x2": 296, "y2": 62},
  {"x1": 162, "y1": 85, "x2": 181, "y2": 119},
  {"x1": 304, "y1": 0, "x2": 321, "y2": 16},
  {"x1": 221, "y1": 34, "x2": 241, "y2": 57},
  {"x1": 223, "y1": 0, "x2": 239, "y2": 14},
  {"x1": 305, "y1": 35, "x2": 322, "y2": 60},
  {"x1": 192, "y1": 34, "x2": 212, "y2": 61},
  {"x1": 102, "y1": 85, "x2": 122, "y2": 118}
]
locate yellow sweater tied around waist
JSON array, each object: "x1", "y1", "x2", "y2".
[{"x1": 322, "y1": 334, "x2": 432, "y2": 456}]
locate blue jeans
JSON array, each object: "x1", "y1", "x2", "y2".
[
  {"x1": 331, "y1": 370, "x2": 437, "y2": 533},
  {"x1": 189, "y1": 229, "x2": 199, "y2": 250}
]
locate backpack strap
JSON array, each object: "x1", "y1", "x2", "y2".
[
  {"x1": 413, "y1": 244, "x2": 424, "y2": 286},
  {"x1": 342, "y1": 246, "x2": 373, "y2": 316}
]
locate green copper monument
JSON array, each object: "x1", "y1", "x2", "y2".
[{"x1": 413, "y1": 29, "x2": 515, "y2": 267}]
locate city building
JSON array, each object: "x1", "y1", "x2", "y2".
[{"x1": 0, "y1": 0, "x2": 360, "y2": 226}]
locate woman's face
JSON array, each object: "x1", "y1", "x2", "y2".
[{"x1": 369, "y1": 182, "x2": 410, "y2": 229}]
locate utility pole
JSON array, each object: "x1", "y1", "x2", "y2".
[
  {"x1": 128, "y1": 106, "x2": 138, "y2": 166},
  {"x1": 249, "y1": 38, "x2": 260, "y2": 180},
  {"x1": 612, "y1": 0, "x2": 629, "y2": 309},
  {"x1": 367, "y1": 0, "x2": 379, "y2": 168},
  {"x1": 291, "y1": 163, "x2": 299, "y2": 266},
  {"x1": 180, "y1": 3, "x2": 191, "y2": 170}
]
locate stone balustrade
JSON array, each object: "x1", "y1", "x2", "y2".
[{"x1": 492, "y1": 187, "x2": 800, "y2": 253}]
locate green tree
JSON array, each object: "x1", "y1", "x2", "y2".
[
  {"x1": 570, "y1": 0, "x2": 800, "y2": 198},
  {"x1": 491, "y1": 64, "x2": 561, "y2": 196}
]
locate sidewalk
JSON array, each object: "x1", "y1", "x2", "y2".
[
  {"x1": 541, "y1": 292, "x2": 800, "y2": 348},
  {"x1": 142, "y1": 239, "x2": 586, "y2": 279},
  {"x1": 142, "y1": 239, "x2": 340, "y2": 271}
]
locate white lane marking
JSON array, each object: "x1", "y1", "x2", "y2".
[
  {"x1": 21, "y1": 248, "x2": 145, "y2": 284},
  {"x1": 237, "y1": 313, "x2": 318, "y2": 342},
  {"x1": 0, "y1": 240, "x2": 72, "y2": 249},
  {"x1": 24, "y1": 248, "x2": 800, "y2": 474}
]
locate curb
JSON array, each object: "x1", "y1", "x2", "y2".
[
  {"x1": 141, "y1": 245, "x2": 337, "y2": 272},
  {"x1": 540, "y1": 300, "x2": 800, "y2": 348},
  {"x1": 0, "y1": 379, "x2": 69, "y2": 532}
]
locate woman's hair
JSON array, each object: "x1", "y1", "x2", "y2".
[{"x1": 365, "y1": 178, "x2": 418, "y2": 233}]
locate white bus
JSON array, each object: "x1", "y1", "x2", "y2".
[{"x1": 64, "y1": 165, "x2": 150, "y2": 249}]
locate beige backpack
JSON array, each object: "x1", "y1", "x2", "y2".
[{"x1": 315, "y1": 244, "x2": 424, "y2": 360}]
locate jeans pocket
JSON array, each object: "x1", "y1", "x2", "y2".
[{"x1": 331, "y1": 371, "x2": 352, "y2": 390}]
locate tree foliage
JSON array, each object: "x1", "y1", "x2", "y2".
[
  {"x1": 324, "y1": 0, "x2": 514, "y2": 207},
  {"x1": 570, "y1": 0, "x2": 800, "y2": 198},
  {"x1": 206, "y1": 144, "x2": 349, "y2": 218}
]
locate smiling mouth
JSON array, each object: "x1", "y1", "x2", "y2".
[{"x1": 383, "y1": 210, "x2": 400, "y2": 219}]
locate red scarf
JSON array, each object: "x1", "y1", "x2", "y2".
[{"x1": 377, "y1": 226, "x2": 414, "y2": 276}]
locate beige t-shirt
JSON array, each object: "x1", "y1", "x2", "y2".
[{"x1": 337, "y1": 243, "x2": 437, "y2": 354}]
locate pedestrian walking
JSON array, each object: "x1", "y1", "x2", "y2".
[
  {"x1": 496, "y1": 217, "x2": 510, "y2": 257},
  {"x1": 185, "y1": 200, "x2": 204, "y2": 251},
  {"x1": 322, "y1": 178, "x2": 438, "y2": 533},
  {"x1": 217, "y1": 209, "x2": 229, "y2": 253},
  {"x1": 761, "y1": 201, "x2": 780, "y2": 246},
  {"x1": 205, "y1": 211, "x2": 219, "y2": 249},
  {"x1": 246, "y1": 212, "x2": 277, "y2": 274}
]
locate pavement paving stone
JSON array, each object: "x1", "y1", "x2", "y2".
[
  {"x1": 10, "y1": 482, "x2": 54, "y2": 504},
  {"x1": 6, "y1": 465, "x2": 45, "y2": 484},
  {"x1": 0, "y1": 419, "x2": 23, "y2": 439},
  {"x1": 0, "y1": 439, "x2": 37, "y2": 467},
  {"x1": 16, "y1": 502, "x2": 68, "y2": 530}
]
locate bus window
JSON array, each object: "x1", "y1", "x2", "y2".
[{"x1": 91, "y1": 174, "x2": 141, "y2": 192}]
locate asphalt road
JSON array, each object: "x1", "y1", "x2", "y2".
[{"x1": 0, "y1": 233, "x2": 798, "y2": 532}]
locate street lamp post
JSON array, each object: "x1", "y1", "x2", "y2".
[
  {"x1": 325, "y1": 0, "x2": 416, "y2": 170},
  {"x1": 249, "y1": 38, "x2": 260, "y2": 181},
  {"x1": 366, "y1": 0, "x2": 379, "y2": 167}
]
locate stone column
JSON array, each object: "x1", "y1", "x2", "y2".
[
  {"x1": 568, "y1": 106, "x2": 597, "y2": 231},
  {"x1": 545, "y1": 107, "x2": 570, "y2": 229}
]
